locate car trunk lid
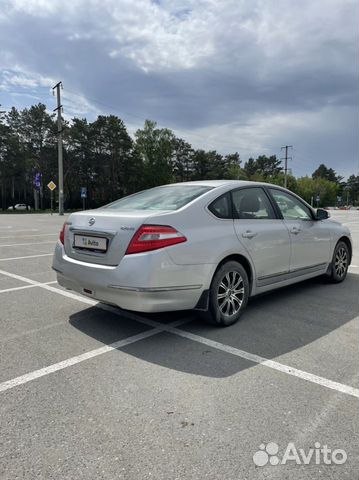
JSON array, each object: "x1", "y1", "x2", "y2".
[{"x1": 64, "y1": 209, "x2": 167, "y2": 266}]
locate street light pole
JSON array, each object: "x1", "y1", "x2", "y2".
[{"x1": 52, "y1": 82, "x2": 64, "y2": 215}]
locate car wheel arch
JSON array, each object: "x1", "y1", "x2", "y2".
[
  {"x1": 214, "y1": 253, "x2": 254, "y2": 295},
  {"x1": 337, "y1": 236, "x2": 352, "y2": 264}
]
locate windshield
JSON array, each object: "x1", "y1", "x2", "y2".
[{"x1": 102, "y1": 185, "x2": 213, "y2": 211}]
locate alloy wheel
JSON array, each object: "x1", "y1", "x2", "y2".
[
  {"x1": 217, "y1": 271, "x2": 244, "y2": 316},
  {"x1": 334, "y1": 246, "x2": 348, "y2": 278}
]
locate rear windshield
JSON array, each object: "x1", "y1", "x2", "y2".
[{"x1": 103, "y1": 185, "x2": 213, "y2": 211}]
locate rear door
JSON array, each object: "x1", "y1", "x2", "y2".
[
  {"x1": 268, "y1": 188, "x2": 331, "y2": 271},
  {"x1": 231, "y1": 187, "x2": 291, "y2": 283}
]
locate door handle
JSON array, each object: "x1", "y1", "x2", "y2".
[
  {"x1": 242, "y1": 230, "x2": 257, "y2": 239},
  {"x1": 290, "y1": 226, "x2": 301, "y2": 235}
]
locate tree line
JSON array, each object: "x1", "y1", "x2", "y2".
[{"x1": 0, "y1": 103, "x2": 358, "y2": 211}]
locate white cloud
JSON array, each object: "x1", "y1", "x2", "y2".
[{"x1": 0, "y1": 68, "x2": 54, "y2": 91}]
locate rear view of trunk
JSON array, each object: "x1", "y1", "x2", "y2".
[{"x1": 63, "y1": 210, "x2": 159, "y2": 266}]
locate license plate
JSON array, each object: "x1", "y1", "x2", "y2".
[{"x1": 74, "y1": 234, "x2": 107, "y2": 251}]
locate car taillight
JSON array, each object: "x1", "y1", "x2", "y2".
[
  {"x1": 59, "y1": 223, "x2": 67, "y2": 245},
  {"x1": 126, "y1": 225, "x2": 186, "y2": 254}
]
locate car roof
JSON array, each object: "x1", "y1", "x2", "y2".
[{"x1": 165, "y1": 180, "x2": 282, "y2": 189}]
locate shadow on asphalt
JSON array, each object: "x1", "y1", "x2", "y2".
[{"x1": 69, "y1": 273, "x2": 358, "y2": 377}]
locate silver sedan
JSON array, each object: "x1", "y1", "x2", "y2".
[{"x1": 52, "y1": 180, "x2": 352, "y2": 326}]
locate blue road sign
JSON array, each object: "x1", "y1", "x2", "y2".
[
  {"x1": 34, "y1": 172, "x2": 42, "y2": 188},
  {"x1": 80, "y1": 187, "x2": 87, "y2": 199}
]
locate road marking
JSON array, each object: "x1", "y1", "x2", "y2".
[
  {"x1": 0, "y1": 253, "x2": 53, "y2": 262},
  {"x1": 0, "y1": 269, "x2": 103, "y2": 304},
  {"x1": 0, "y1": 330, "x2": 162, "y2": 393},
  {"x1": 0, "y1": 281, "x2": 57, "y2": 294},
  {"x1": 0, "y1": 241, "x2": 55, "y2": 247},
  {"x1": 0, "y1": 318, "x2": 189, "y2": 394},
  {"x1": 166, "y1": 328, "x2": 359, "y2": 398},
  {"x1": 0, "y1": 267, "x2": 357, "y2": 398},
  {"x1": 0, "y1": 233, "x2": 57, "y2": 239},
  {"x1": 103, "y1": 306, "x2": 359, "y2": 399}
]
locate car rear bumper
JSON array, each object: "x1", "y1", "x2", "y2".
[{"x1": 52, "y1": 242, "x2": 214, "y2": 312}]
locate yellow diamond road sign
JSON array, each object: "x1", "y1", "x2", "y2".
[{"x1": 47, "y1": 181, "x2": 56, "y2": 191}]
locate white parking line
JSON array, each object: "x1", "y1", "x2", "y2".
[
  {"x1": 0, "y1": 267, "x2": 357, "y2": 398},
  {"x1": 0, "y1": 269, "x2": 98, "y2": 303},
  {"x1": 0, "y1": 329, "x2": 164, "y2": 393},
  {"x1": 0, "y1": 253, "x2": 53, "y2": 262},
  {"x1": 166, "y1": 327, "x2": 359, "y2": 398},
  {"x1": 106, "y1": 307, "x2": 359, "y2": 399},
  {"x1": 0, "y1": 241, "x2": 55, "y2": 247},
  {"x1": 0, "y1": 318, "x2": 189, "y2": 394},
  {"x1": 0, "y1": 281, "x2": 57, "y2": 294}
]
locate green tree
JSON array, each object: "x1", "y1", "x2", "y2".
[
  {"x1": 345, "y1": 174, "x2": 359, "y2": 205},
  {"x1": 64, "y1": 118, "x2": 92, "y2": 208},
  {"x1": 0, "y1": 101, "x2": 353, "y2": 212},
  {"x1": 297, "y1": 176, "x2": 339, "y2": 207},
  {"x1": 90, "y1": 115, "x2": 135, "y2": 204},
  {"x1": 223, "y1": 153, "x2": 246, "y2": 179},
  {"x1": 135, "y1": 120, "x2": 176, "y2": 188},
  {"x1": 18, "y1": 103, "x2": 57, "y2": 209},
  {"x1": 270, "y1": 173, "x2": 298, "y2": 192},
  {"x1": 1, "y1": 109, "x2": 28, "y2": 210},
  {"x1": 191, "y1": 150, "x2": 226, "y2": 180},
  {"x1": 312, "y1": 164, "x2": 341, "y2": 183},
  {"x1": 243, "y1": 157, "x2": 256, "y2": 177},
  {"x1": 172, "y1": 138, "x2": 194, "y2": 182},
  {"x1": 243, "y1": 155, "x2": 282, "y2": 179}
]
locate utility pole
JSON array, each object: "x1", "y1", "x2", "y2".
[
  {"x1": 281, "y1": 145, "x2": 293, "y2": 189},
  {"x1": 0, "y1": 105, "x2": 6, "y2": 211},
  {"x1": 52, "y1": 81, "x2": 64, "y2": 215}
]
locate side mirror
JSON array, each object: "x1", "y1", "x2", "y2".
[{"x1": 316, "y1": 208, "x2": 330, "y2": 220}]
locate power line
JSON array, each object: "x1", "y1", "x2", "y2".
[
  {"x1": 281, "y1": 145, "x2": 293, "y2": 189},
  {"x1": 52, "y1": 81, "x2": 64, "y2": 216}
]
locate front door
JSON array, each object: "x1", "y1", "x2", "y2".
[
  {"x1": 231, "y1": 187, "x2": 291, "y2": 283},
  {"x1": 268, "y1": 188, "x2": 331, "y2": 271}
]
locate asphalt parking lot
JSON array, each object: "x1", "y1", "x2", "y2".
[{"x1": 0, "y1": 210, "x2": 358, "y2": 480}]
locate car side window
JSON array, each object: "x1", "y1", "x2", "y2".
[
  {"x1": 269, "y1": 189, "x2": 312, "y2": 220},
  {"x1": 231, "y1": 188, "x2": 276, "y2": 219},
  {"x1": 208, "y1": 193, "x2": 231, "y2": 219}
]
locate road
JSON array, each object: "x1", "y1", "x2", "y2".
[{"x1": 0, "y1": 210, "x2": 358, "y2": 479}]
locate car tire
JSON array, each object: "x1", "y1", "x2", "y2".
[
  {"x1": 328, "y1": 241, "x2": 350, "y2": 283},
  {"x1": 202, "y1": 261, "x2": 249, "y2": 327}
]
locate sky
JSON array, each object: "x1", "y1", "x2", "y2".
[{"x1": 0, "y1": 0, "x2": 358, "y2": 179}]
